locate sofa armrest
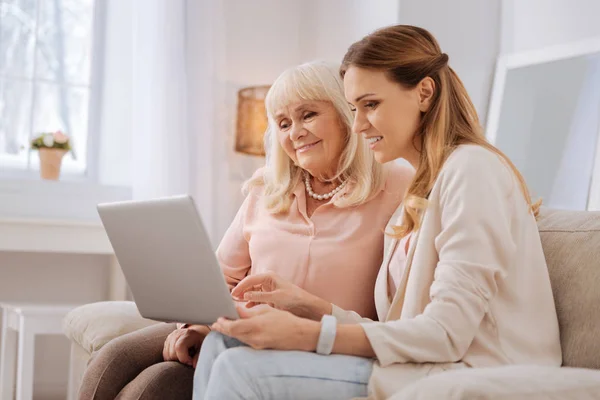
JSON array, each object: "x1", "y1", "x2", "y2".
[
  {"x1": 67, "y1": 341, "x2": 92, "y2": 400},
  {"x1": 390, "y1": 366, "x2": 600, "y2": 400},
  {"x1": 62, "y1": 301, "x2": 160, "y2": 355}
]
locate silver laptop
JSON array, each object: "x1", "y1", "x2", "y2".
[{"x1": 97, "y1": 195, "x2": 239, "y2": 325}]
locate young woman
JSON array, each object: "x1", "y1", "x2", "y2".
[{"x1": 193, "y1": 25, "x2": 561, "y2": 400}]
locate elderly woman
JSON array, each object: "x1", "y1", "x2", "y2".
[{"x1": 78, "y1": 60, "x2": 413, "y2": 400}]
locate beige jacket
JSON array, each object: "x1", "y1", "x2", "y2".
[{"x1": 333, "y1": 145, "x2": 562, "y2": 399}]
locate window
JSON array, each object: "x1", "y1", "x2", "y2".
[{"x1": 0, "y1": 0, "x2": 101, "y2": 179}]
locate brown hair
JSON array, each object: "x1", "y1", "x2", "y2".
[{"x1": 341, "y1": 25, "x2": 540, "y2": 237}]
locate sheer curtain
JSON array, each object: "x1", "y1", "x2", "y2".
[
  {"x1": 129, "y1": 0, "x2": 226, "y2": 244},
  {"x1": 131, "y1": 0, "x2": 190, "y2": 200}
]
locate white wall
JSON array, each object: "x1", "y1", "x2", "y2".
[
  {"x1": 398, "y1": 0, "x2": 502, "y2": 123},
  {"x1": 303, "y1": 0, "x2": 400, "y2": 62},
  {"x1": 503, "y1": 0, "x2": 600, "y2": 53}
]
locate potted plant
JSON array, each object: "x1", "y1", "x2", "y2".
[{"x1": 30, "y1": 131, "x2": 73, "y2": 180}]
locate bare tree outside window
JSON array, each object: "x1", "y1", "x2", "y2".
[{"x1": 0, "y1": 0, "x2": 95, "y2": 174}]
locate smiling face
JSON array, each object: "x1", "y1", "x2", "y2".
[
  {"x1": 344, "y1": 66, "x2": 427, "y2": 166},
  {"x1": 274, "y1": 100, "x2": 346, "y2": 179}
]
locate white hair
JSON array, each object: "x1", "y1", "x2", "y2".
[{"x1": 244, "y1": 60, "x2": 385, "y2": 213}]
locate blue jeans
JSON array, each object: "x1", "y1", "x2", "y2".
[{"x1": 193, "y1": 331, "x2": 374, "y2": 400}]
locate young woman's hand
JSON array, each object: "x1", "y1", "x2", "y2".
[
  {"x1": 211, "y1": 304, "x2": 320, "y2": 351},
  {"x1": 231, "y1": 272, "x2": 332, "y2": 320}
]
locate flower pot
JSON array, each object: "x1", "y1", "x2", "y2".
[{"x1": 39, "y1": 148, "x2": 67, "y2": 180}]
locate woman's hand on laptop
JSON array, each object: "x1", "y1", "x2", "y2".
[
  {"x1": 163, "y1": 324, "x2": 211, "y2": 368},
  {"x1": 231, "y1": 272, "x2": 332, "y2": 321}
]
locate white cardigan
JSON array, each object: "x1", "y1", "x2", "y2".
[{"x1": 333, "y1": 145, "x2": 562, "y2": 400}]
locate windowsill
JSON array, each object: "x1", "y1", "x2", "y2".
[
  {"x1": 0, "y1": 178, "x2": 132, "y2": 222},
  {"x1": 0, "y1": 178, "x2": 131, "y2": 253},
  {"x1": 0, "y1": 217, "x2": 114, "y2": 254}
]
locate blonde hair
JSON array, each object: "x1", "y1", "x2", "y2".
[
  {"x1": 341, "y1": 25, "x2": 540, "y2": 238},
  {"x1": 245, "y1": 60, "x2": 385, "y2": 213}
]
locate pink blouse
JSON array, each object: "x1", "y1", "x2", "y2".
[{"x1": 216, "y1": 164, "x2": 414, "y2": 320}]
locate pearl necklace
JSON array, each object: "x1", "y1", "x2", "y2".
[{"x1": 304, "y1": 173, "x2": 348, "y2": 201}]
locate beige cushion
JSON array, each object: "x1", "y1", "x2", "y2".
[
  {"x1": 62, "y1": 301, "x2": 160, "y2": 354},
  {"x1": 392, "y1": 366, "x2": 600, "y2": 400},
  {"x1": 537, "y1": 208, "x2": 600, "y2": 369}
]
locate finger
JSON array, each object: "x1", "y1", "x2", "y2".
[
  {"x1": 164, "y1": 333, "x2": 177, "y2": 361},
  {"x1": 236, "y1": 303, "x2": 271, "y2": 318},
  {"x1": 211, "y1": 318, "x2": 230, "y2": 336},
  {"x1": 162, "y1": 337, "x2": 170, "y2": 361},
  {"x1": 231, "y1": 274, "x2": 273, "y2": 298},
  {"x1": 235, "y1": 285, "x2": 264, "y2": 301},
  {"x1": 214, "y1": 318, "x2": 257, "y2": 344},
  {"x1": 169, "y1": 331, "x2": 178, "y2": 360},
  {"x1": 245, "y1": 301, "x2": 260, "y2": 308},
  {"x1": 242, "y1": 290, "x2": 277, "y2": 303},
  {"x1": 211, "y1": 322, "x2": 222, "y2": 334},
  {"x1": 175, "y1": 335, "x2": 193, "y2": 366},
  {"x1": 213, "y1": 316, "x2": 250, "y2": 336}
]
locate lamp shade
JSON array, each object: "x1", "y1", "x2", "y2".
[{"x1": 235, "y1": 85, "x2": 270, "y2": 156}]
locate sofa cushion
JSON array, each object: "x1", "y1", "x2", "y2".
[
  {"x1": 62, "y1": 301, "x2": 160, "y2": 354},
  {"x1": 537, "y1": 208, "x2": 600, "y2": 369},
  {"x1": 391, "y1": 366, "x2": 600, "y2": 400}
]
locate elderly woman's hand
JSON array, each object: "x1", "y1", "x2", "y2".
[
  {"x1": 211, "y1": 304, "x2": 320, "y2": 351},
  {"x1": 163, "y1": 324, "x2": 210, "y2": 368},
  {"x1": 231, "y1": 272, "x2": 332, "y2": 320}
]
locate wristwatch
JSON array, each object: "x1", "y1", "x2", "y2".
[{"x1": 316, "y1": 314, "x2": 337, "y2": 355}]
